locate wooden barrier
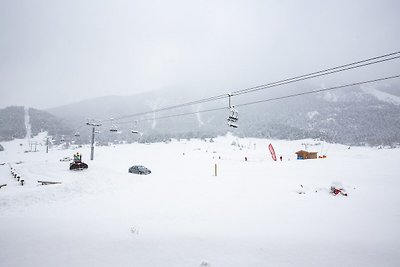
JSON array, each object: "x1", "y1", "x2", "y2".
[{"x1": 38, "y1": 181, "x2": 62, "y2": 185}]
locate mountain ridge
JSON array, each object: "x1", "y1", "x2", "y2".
[
  {"x1": 1, "y1": 83, "x2": 399, "y2": 146},
  {"x1": 45, "y1": 83, "x2": 400, "y2": 146}
]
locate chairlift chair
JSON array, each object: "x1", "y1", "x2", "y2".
[
  {"x1": 227, "y1": 94, "x2": 239, "y2": 128},
  {"x1": 110, "y1": 124, "x2": 119, "y2": 132},
  {"x1": 227, "y1": 106, "x2": 239, "y2": 122},
  {"x1": 131, "y1": 121, "x2": 141, "y2": 135},
  {"x1": 109, "y1": 118, "x2": 119, "y2": 132},
  {"x1": 228, "y1": 122, "x2": 238, "y2": 128}
]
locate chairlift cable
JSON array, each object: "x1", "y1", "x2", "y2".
[
  {"x1": 234, "y1": 75, "x2": 400, "y2": 108},
  {"x1": 231, "y1": 53, "x2": 400, "y2": 96},
  {"x1": 99, "y1": 51, "x2": 400, "y2": 124},
  {"x1": 101, "y1": 94, "x2": 227, "y2": 123},
  {"x1": 112, "y1": 74, "x2": 400, "y2": 124}
]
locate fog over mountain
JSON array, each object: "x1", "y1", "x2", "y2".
[
  {"x1": 1, "y1": 79, "x2": 399, "y2": 147},
  {"x1": 1, "y1": 1, "x2": 400, "y2": 146},
  {"x1": 1, "y1": 0, "x2": 399, "y2": 109},
  {"x1": 0, "y1": 106, "x2": 71, "y2": 143},
  {"x1": 45, "y1": 81, "x2": 400, "y2": 146}
]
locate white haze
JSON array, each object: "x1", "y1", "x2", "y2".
[{"x1": 0, "y1": 0, "x2": 399, "y2": 109}]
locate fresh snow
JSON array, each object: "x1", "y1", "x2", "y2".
[
  {"x1": 0, "y1": 133, "x2": 399, "y2": 267},
  {"x1": 306, "y1": 111, "x2": 319, "y2": 120},
  {"x1": 361, "y1": 85, "x2": 400, "y2": 105},
  {"x1": 24, "y1": 106, "x2": 32, "y2": 146}
]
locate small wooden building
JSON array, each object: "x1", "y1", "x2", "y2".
[{"x1": 295, "y1": 150, "x2": 318, "y2": 160}]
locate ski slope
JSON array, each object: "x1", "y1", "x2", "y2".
[{"x1": 0, "y1": 133, "x2": 399, "y2": 267}]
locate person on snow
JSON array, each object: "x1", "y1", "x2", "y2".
[{"x1": 74, "y1": 152, "x2": 81, "y2": 163}]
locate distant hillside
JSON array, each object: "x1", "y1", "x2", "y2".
[
  {"x1": 0, "y1": 106, "x2": 72, "y2": 142},
  {"x1": 0, "y1": 106, "x2": 26, "y2": 141},
  {"x1": 46, "y1": 86, "x2": 209, "y2": 127},
  {"x1": 28, "y1": 108, "x2": 71, "y2": 138},
  {"x1": 46, "y1": 83, "x2": 400, "y2": 146}
]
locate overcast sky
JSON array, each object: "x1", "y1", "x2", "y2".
[{"x1": 0, "y1": 0, "x2": 399, "y2": 109}]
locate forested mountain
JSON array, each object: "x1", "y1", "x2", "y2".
[
  {"x1": 0, "y1": 106, "x2": 72, "y2": 142},
  {"x1": 0, "y1": 106, "x2": 26, "y2": 141},
  {"x1": 2, "y1": 82, "x2": 399, "y2": 146},
  {"x1": 46, "y1": 83, "x2": 400, "y2": 146}
]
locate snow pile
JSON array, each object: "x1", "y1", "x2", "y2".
[{"x1": 0, "y1": 135, "x2": 399, "y2": 266}]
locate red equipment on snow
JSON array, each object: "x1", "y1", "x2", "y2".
[
  {"x1": 330, "y1": 186, "x2": 348, "y2": 196},
  {"x1": 268, "y1": 143, "x2": 277, "y2": 161}
]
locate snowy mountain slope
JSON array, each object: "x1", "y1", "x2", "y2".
[
  {"x1": 361, "y1": 85, "x2": 400, "y2": 105},
  {"x1": 0, "y1": 106, "x2": 72, "y2": 142},
  {"x1": 0, "y1": 106, "x2": 25, "y2": 141},
  {"x1": 0, "y1": 134, "x2": 399, "y2": 266},
  {"x1": 45, "y1": 83, "x2": 400, "y2": 146}
]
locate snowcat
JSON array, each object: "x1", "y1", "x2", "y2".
[{"x1": 69, "y1": 153, "x2": 88, "y2": 170}]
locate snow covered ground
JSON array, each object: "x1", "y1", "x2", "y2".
[{"x1": 0, "y1": 133, "x2": 399, "y2": 267}]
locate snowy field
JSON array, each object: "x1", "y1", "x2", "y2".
[{"x1": 0, "y1": 133, "x2": 399, "y2": 267}]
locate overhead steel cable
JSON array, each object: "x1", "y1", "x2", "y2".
[
  {"x1": 231, "y1": 56, "x2": 400, "y2": 96},
  {"x1": 108, "y1": 74, "x2": 400, "y2": 125},
  {"x1": 231, "y1": 51, "x2": 400, "y2": 96},
  {"x1": 99, "y1": 51, "x2": 400, "y2": 124},
  {"x1": 235, "y1": 74, "x2": 400, "y2": 107},
  {"x1": 114, "y1": 107, "x2": 228, "y2": 125},
  {"x1": 100, "y1": 94, "x2": 228, "y2": 123}
]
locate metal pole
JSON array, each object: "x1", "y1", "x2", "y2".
[
  {"x1": 90, "y1": 126, "x2": 95, "y2": 160},
  {"x1": 46, "y1": 137, "x2": 49, "y2": 153}
]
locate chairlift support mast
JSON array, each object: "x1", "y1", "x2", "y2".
[{"x1": 86, "y1": 120, "x2": 102, "y2": 160}]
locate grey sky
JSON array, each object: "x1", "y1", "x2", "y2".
[{"x1": 1, "y1": 0, "x2": 399, "y2": 109}]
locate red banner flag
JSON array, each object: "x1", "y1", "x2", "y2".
[{"x1": 268, "y1": 143, "x2": 277, "y2": 161}]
